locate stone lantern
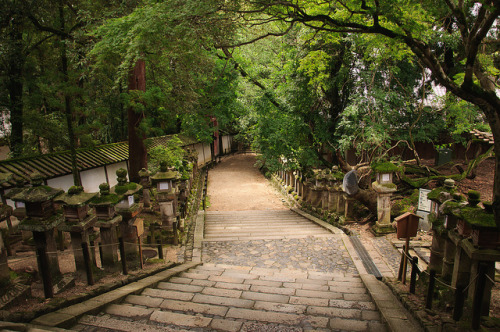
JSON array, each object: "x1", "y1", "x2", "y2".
[
  {"x1": 427, "y1": 179, "x2": 457, "y2": 279},
  {"x1": 55, "y1": 186, "x2": 97, "y2": 276},
  {"x1": 90, "y1": 183, "x2": 123, "y2": 269},
  {"x1": 12, "y1": 172, "x2": 64, "y2": 278},
  {"x1": 371, "y1": 162, "x2": 398, "y2": 235},
  {"x1": 151, "y1": 161, "x2": 181, "y2": 226},
  {"x1": 138, "y1": 168, "x2": 151, "y2": 208},
  {"x1": 5, "y1": 177, "x2": 29, "y2": 220},
  {"x1": 110, "y1": 168, "x2": 142, "y2": 261},
  {"x1": 0, "y1": 172, "x2": 12, "y2": 287}
]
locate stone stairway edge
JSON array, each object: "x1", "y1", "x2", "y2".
[{"x1": 29, "y1": 261, "x2": 201, "y2": 329}]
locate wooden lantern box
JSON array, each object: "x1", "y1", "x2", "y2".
[
  {"x1": 95, "y1": 206, "x2": 116, "y2": 220},
  {"x1": 395, "y1": 212, "x2": 421, "y2": 240},
  {"x1": 63, "y1": 205, "x2": 89, "y2": 222},
  {"x1": 472, "y1": 228, "x2": 500, "y2": 248},
  {"x1": 26, "y1": 200, "x2": 54, "y2": 219},
  {"x1": 456, "y1": 219, "x2": 472, "y2": 237}
]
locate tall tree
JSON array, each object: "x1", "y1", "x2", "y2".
[{"x1": 224, "y1": 0, "x2": 500, "y2": 226}]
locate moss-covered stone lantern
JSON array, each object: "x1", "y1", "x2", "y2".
[
  {"x1": 12, "y1": 172, "x2": 64, "y2": 278},
  {"x1": 5, "y1": 177, "x2": 27, "y2": 220},
  {"x1": 0, "y1": 172, "x2": 12, "y2": 287},
  {"x1": 54, "y1": 186, "x2": 97, "y2": 275},
  {"x1": 371, "y1": 162, "x2": 399, "y2": 235},
  {"x1": 110, "y1": 168, "x2": 142, "y2": 261},
  {"x1": 138, "y1": 168, "x2": 151, "y2": 208},
  {"x1": 89, "y1": 183, "x2": 123, "y2": 269},
  {"x1": 151, "y1": 161, "x2": 181, "y2": 226}
]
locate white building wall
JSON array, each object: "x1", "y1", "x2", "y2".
[
  {"x1": 47, "y1": 174, "x2": 74, "y2": 192},
  {"x1": 80, "y1": 166, "x2": 107, "y2": 193},
  {"x1": 106, "y1": 161, "x2": 128, "y2": 187}
]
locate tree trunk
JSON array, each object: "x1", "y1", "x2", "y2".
[
  {"x1": 59, "y1": 2, "x2": 80, "y2": 186},
  {"x1": 6, "y1": 16, "x2": 25, "y2": 157},
  {"x1": 127, "y1": 59, "x2": 147, "y2": 183}
]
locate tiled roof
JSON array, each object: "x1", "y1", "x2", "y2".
[
  {"x1": 470, "y1": 129, "x2": 494, "y2": 145},
  {"x1": 0, "y1": 135, "x2": 197, "y2": 188}
]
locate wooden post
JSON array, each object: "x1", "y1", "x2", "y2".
[
  {"x1": 37, "y1": 247, "x2": 53, "y2": 298},
  {"x1": 138, "y1": 234, "x2": 143, "y2": 269},
  {"x1": 410, "y1": 256, "x2": 418, "y2": 294},
  {"x1": 472, "y1": 263, "x2": 487, "y2": 330},
  {"x1": 119, "y1": 237, "x2": 128, "y2": 275},
  {"x1": 81, "y1": 242, "x2": 94, "y2": 286},
  {"x1": 402, "y1": 238, "x2": 410, "y2": 284},
  {"x1": 398, "y1": 244, "x2": 406, "y2": 281},
  {"x1": 453, "y1": 286, "x2": 465, "y2": 321},
  {"x1": 173, "y1": 221, "x2": 179, "y2": 246},
  {"x1": 426, "y1": 270, "x2": 436, "y2": 309}
]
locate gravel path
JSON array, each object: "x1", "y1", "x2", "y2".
[{"x1": 207, "y1": 154, "x2": 287, "y2": 211}]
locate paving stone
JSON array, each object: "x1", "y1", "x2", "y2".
[
  {"x1": 295, "y1": 289, "x2": 342, "y2": 300},
  {"x1": 208, "y1": 275, "x2": 245, "y2": 284},
  {"x1": 202, "y1": 287, "x2": 242, "y2": 298},
  {"x1": 250, "y1": 285, "x2": 296, "y2": 296},
  {"x1": 160, "y1": 299, "x2": 228, "y2": 316},
  {"x1": 253, "y1": 301, "x2": 307, "y2": 314},
  {"x1": 329, "y1": 285, "x2": 366, "y2": 294},
  {"x1": 180, "y1": 272, "x2": 211, "y2": 280},
  {"x1": 190, "y1": 279, "x2": 217, "y2": 287},
  {"x1": 295, "y1": 278, "x2": 328, "y2": 285},
  {"x1": 307, "y1": 306, "x2": 361, "y2": 319},
  {"x1": 283, "y1": 282, "x2": 329, "y2": 291},
  {"x1": 105, "y1": 304, "x2": 153, "y2": 318},
  {"x1": 244, "y1": 279, "x2": 282, "y2": 287},
  {"x1": 157, "y1": 282, "x2": 204, "y2": 293},
  {"x1": 150, "y1": 310, "x2": 212, "y2": 328},
  {"x1": 241, "y1": 291, "x2": 289, "y2": 304},
  {"x1": 289, "y1": 296, "x2": 329, "y2": 307},
  {"x1": 329, "y1": 299, "x2": 376, "y2": 310},
  {"x1": 168, "y1": 277, "x2": 192, "y2": 284},
  {"x1": 221, "y1": 272, "x2": 259, "y2": 280},
  {"x1": 362, "y1": 310, "x2": 381, "y2": 321},
  {"x1": 215, "y1": 281, "x2": 251, "y2": 291},
  {"x1": 141, "y1": 288, "x2": 194, "y2": 301},
  {"x1": 211, "y1": 318, "x2": 243, "y2": 332},
  {"x1": 193, "y1": 293, "x2": 254, "y2": 308},
  {"x1": 329, "y1": 317, "x2": 369, "y2": 331},
  {"x1": 125, "y1": 294, "x2": 163, "y2": 308},
  {"x1": 226, "y1": 308, "x2": 328, "y2": 328},
  {"x1": 343, "y1": 293, "x2": 372, "y2": 301}
]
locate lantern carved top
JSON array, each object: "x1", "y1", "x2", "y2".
[
  {"x1": 111, "y1": 168, "x2": 142, "y2": 196},
  {"x1": 151, "y1": 161, "x2": 181, "y2": 183},
  {"x1": 55, "y1": 186, "x2": 97, "y2": 207},
  {"x1": 11, "y1": 172, "x2": 63, "y2": 203},
  {"x1": 428, "y1": 179, "x2": 456, "y2": 204},
  {"x1": 90, "y1": 183, "x2": 123, "y2": 207}
]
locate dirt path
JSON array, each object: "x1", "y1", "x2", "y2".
[{"x1": 206, "y1": 153, "x2": 287, "y2": 211}]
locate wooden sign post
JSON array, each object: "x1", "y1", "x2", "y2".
[{"x1": 395, "y1": 212, "x2": 422, "y2": 284}]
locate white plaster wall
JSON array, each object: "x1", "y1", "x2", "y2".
[
  {"x1": 106, "y1": 161, "x2": 128, "y2": 187},
  {"x1": 47, "y1": 174, "x2": 74, "y2": 192},
  {"x1": 204, "y1": 144, "x2": 212, "y2": 164},
  {"x1": 80, "y1": 167, "x2": 107, "y2": 193},
  {"x1": 193, "y1": 143, "x2": 205, "y2": 166}
]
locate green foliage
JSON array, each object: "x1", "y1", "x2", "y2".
[{"x1": 148, "y1": 135, "x2": 185, "y2": 174}]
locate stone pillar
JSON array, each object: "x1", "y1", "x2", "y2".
[
  {"x1": 0, "y1": 235, "x2": 9, "y2": 286},
  {"x1": 33, "y1": 230, "x2": 61, "y2": 278},
  {"x1": 98, "y1": 216, "x2": 121, "y2": 269},
  {"x1": 309, "y1": 187, "x2": 323, "y2": 208},
  {"x1": 337, "y1": 193, "x2": 346, "y2": 214},
  {"x1": 429, "y1": 232, "x2": 446, "y2": 273},
  {"x1": 442, "y1": 216, "x2": 458, "y2": 280},
  {"x1": 328, "y1": 188, "x2": 339, "y2": 212},
  {"x1": 372, "y1": 182, "x2": 397, "y2": 235},
  {"x1": 321, "y1": 189, "x2": 329, "y2": 210},
  {"x1": 451, "y1": 243, "x2": 471, "y2": 290},
  {"x1": 468, "y1": 260, "x2": 496, "y2": 316},
  {"x1": 345, "y1": 197, "x2": 356, "y2": 220}
]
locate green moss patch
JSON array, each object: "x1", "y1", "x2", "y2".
[{"x1": 371, "y1": 162, "x2": 400, "y2": 174}]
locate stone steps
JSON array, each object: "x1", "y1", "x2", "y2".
[
  {"x1": 75, "y1": 264, "x2": 388, "y2": 331},
  {"x1": 204, "y1": 210, "x2": 332, "y2": 241}
]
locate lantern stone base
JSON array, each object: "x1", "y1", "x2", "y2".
[
  {"x1": 371, "y1": 223, "x2": 395, "y2": 236},
  {"x1": 0, "y1": 282, "x2": 30, "y2": 310}
]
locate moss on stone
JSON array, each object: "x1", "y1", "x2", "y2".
[
  {"x1": 371, "y1": 162, "x2": 400, "y2": 174},
  {"x1": 428, "y1": 187, "x2": 455, "y2": 203}
]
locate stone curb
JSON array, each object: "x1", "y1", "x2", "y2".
[
  {"x1": 290, "y1": 207, "x2": 343, "y2": 235},
  {"x1": 361, "y1": 274, "x2": 424, "y2": 332},
  {"x1": 192, "y1": 210, "x2": 205, "y2": 263},
  {"x1": 30, "y1": 261, "x2": 201, "y2": 329}
]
